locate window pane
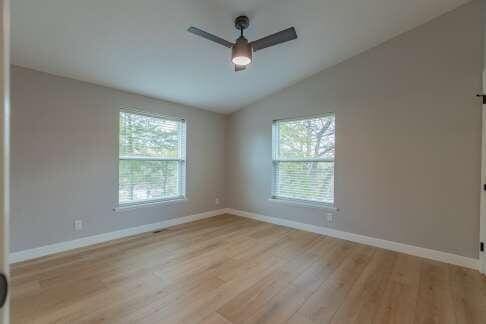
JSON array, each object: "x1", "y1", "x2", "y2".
[
  {"x1": 120, "y1": 111, "x2": 179, "y2": 158},
  {"x1": 274, "y1": 161, "x2": 334, "y2": 205},
  {"x1": 119, "y1": 160, "x2": 180, "y2": 204},
  {"x1": 277, "y1": 115, "x2": 335, "y2": 160}
]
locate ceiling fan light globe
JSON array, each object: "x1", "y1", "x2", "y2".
[
  {"x1": 232, "y1": 56, "x2": 251, "y2": 66},
  {"x1": 232, "y1": 36, "x2": 252, "y2": 66}
]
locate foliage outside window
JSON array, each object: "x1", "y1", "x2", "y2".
[
  {"x1": 272, "y1": 114, "x2": 335, "y2": 206},
  {"x1": 118, "y1": 110, "x2": 186, "y2": 206}
]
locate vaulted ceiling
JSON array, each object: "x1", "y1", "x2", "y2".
[{"x1": 12, "y1": 0, "x2": 470, "y2": 113}]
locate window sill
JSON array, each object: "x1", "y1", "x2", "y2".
[
  {"x1": 114, "y1": 197, "x2": 188, "y2": 212},
  {"x1": 268, "y1": 198, "x2": 338, "y2": 212}
]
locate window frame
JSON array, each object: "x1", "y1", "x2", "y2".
[
  {"x1": 115, "y1": 108, "x2": 187, "y2": 209},
  {"x1": 271, "y1": 113, "x2": 336, "y2": 209}
]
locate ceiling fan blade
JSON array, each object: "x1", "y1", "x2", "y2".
[
  {"x1": 235, "y1": 64, "x2": 246, "y2": 72},
  {"x1": 250, "y1": 27, "x2": 297, "y2": 52},
  {"x1": 187, "y1": 27, "x2": 234, "y2": 48}
]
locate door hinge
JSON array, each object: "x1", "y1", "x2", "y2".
[
  {"x1": 481, "y1": 242, "x2": 485, "y2": 252},
  {"x1": 483, "y1": 184, "x2": 486, "y2": 191},
  {"x1": 477, "y1": 94, "x2": 486, "y2": 104},
  {"x1": 0, "y1": 273, "x2": 7, "y2": 309}
]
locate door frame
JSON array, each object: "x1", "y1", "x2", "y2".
[
  {"x1": 481, "y1": 100, "x2": 486, "y2": 275},
  {"x1": 481, "y1": 0, "x2": 486, "y2": 275},
  {"x1": 0, "y1": 0, "x2": 9, "y2": 322}
]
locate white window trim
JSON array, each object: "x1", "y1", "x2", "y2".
[
  {"x1": 271, "y1": 113, "x2": 336, "y2": 208},
  {"x1": 115, "y1": 108, "x2": 187, "y2": 209},
  {"x1": 114, "y1": 197, "x2": 188, "y2": 212},
  {"x1": 268, "y1": 197, "x2": 338, "y2": 211}
]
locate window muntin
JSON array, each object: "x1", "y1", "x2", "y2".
[
  {"x1": 118, "y1": 110, "x2": 186, "y2": 206},
  {"x1": 272, "y1": 114, "x2": 335, "y2": 206}
]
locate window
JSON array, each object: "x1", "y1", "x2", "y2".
[
  {"x1": 272, "y1": 114, "x2": 335, "y2": 207},
  {"x1": 118, "y1": 110, "x2": 186, "y2": 206}
]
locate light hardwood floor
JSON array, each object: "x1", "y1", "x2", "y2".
[{"x1": 10, "y1": 214, "x2": 486, "y2": 324}]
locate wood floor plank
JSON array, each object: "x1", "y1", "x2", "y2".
[
  {"x1": 296, "y1": 244, "x2": 376, "y2": 323},
  {"x1": 291, "y1": 239, "x2": 355, "y2": 292},
  {"x1": 199, "y1": 313, "x2": 233, "y2": 324},
  {"x1": 217, "y1": 270, "x2": 292, "y2": 323},
  {"x1": 371, "y1": 253, "x2": 422, "y2": 324},
  {"x1": 413, "y1": 259, "x2": 457, "y2": 324},
  {"x1": 76, "y1": 275, "x2": 225, "y2": 323},
  {"x1": 139, "y1": 260, "x2": 284, "y2": 323},
  {"x1": 329, "y1": 249, "x2": 397, "y2": 324},
  {"x1": 285, "y1": 312, "x2": 315, "y2": 324},
  {"x1": 9, "y1": 214, "x2": 486, "y2": 324},
  {"x1": 239, "y1": 283, "x2": 311, "y2": 324},
  {"x1": 34, "y1": 272, "x2": 174, "y2": 323},
  {"x1": 217, "y1": 239, "x2": 353, "y2": 324},
  {"x1": 449, "y1": 265, "x2": 486, "y2": 324}
]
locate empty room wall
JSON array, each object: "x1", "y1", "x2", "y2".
[
  {"x1": 11, "y1": 66, "x2": 226, "y2": 252},
  {"x1": 226, "y1": 1, "x2": 482, "y2": 259}
]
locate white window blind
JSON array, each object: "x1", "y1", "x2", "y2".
[
  {"x1": 118, "y1": 110, "x2": 186, "y2": 206},
  {"x1": 272, "y1": 114, "x2": 335, "y2": 206}
]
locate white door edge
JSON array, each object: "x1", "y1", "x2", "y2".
[
  {"x1": 0, "y1": 0, "x2": 9, "y2": 322},
  {"x1": 481, "y1": 102, "x2": 486, "y2": 274}
]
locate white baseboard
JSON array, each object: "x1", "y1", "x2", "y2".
[
  {"x1": 227, "y1": 208, "x2": 479, "y2": 270},
  {"x1": 9, "y1": 208, "x2": 228, "y2": 264},
  {"x1": 10, "y1": 207, "x2": 480, "y2": 271}
]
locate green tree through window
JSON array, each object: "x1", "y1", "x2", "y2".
[
  {"x1": 118, "y1": 110, "x2": 185, "y2": 205},
  {"x1": 272, "y1": 114, "x2": 335, "y2": 206}
]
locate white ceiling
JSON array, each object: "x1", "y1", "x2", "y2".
[{"x1": 12, "y1": 0, "x2": 469, "y2": 113}]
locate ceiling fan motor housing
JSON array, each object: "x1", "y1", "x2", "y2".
[{"x1": 234, "y1": 16, "x2": 250, "y2": 31}]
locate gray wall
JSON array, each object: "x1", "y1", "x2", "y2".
[
  {"x1": 11, "y1": 66, "x2": 226, "y2": 252},
  {"x1": 226, "y1": 1, "x2": 482, "y2": 259}
]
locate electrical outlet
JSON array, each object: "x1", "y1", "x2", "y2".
[
  {"x1": 326, "y1": 213, "x2": 335, "y2": 224},
  {"x1": 215, "y1": 198, "x2": 220, "y2": 205},
  {"x1": 74, "y1": 220, "x2": 83, "y2": 231}
]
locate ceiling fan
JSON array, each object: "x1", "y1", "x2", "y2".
[{"x1": 188, "y1": 16, "x2": 297, "y2": 72}]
